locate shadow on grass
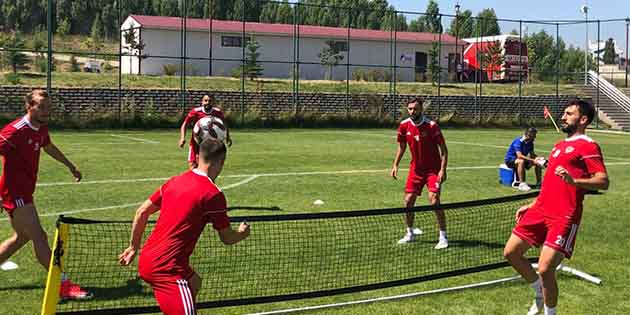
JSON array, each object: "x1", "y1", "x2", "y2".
[
  {"x1": 417, "y1": 239, "x2": 504, "y2": 249},
  {"x1": 77, "y1": 277, "x2": 152, "y2": 302},
  {"x1": 0, "y1": 284, "x2": 44, "y2": 291},
  {"x1": 227, "y1": 205, "x2": 282, "y2": 212}
]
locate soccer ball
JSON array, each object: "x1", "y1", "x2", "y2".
[{"x1": 193, "y1": 116, "x2": 227, "y2": 144}]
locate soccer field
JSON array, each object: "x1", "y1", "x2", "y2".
[{"x1": 1, "y1": 128, "x2": 629, "y2": 315}]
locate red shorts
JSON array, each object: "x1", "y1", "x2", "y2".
[
  {"x1": 147, "y1": 277, "x2": 196, "y2": 315},
  {"x1": 405, "y1": 171, "x2": 440, "y2": 195},
  {"x1": 0, "y1": 195, "x2": 33, "y2": 216},
  {"x1": 187, "y1": 142, "x2": 199, "y2": 163},
  {"x1": 512, "y1": 207, "x2": 579, "y2": 259}
]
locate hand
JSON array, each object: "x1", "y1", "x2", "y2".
[
  {"x1": 515, "y1": 205, "x2": 529, "y2": 222},
  {"x1": 554, "y1": 166, "x2": 575, "y2": 185},
  {"x1": 226, "y1": 137, "x2": 233, "y2": 147},
  {"x1": 238, "y1": 222, "x2": 250, "y2": 238},
  {"x1": 438, "y1": 169, "x2": 447, "y2": 184},
  {"x1": 69, "y1": 166, "x2": 82, "y2": 182},
  {"x1": 390, "y1": 166, "x2": 398, "y2": 180},
  {"x1": 534, "y1": 157, "x2": 548, "y2": 168},
  {"x1": 178, "y1": 138, "x2": 186, "y2": 148},
  {"x1": 118, "y1": 246, "x2": 138, "y2": 266}
]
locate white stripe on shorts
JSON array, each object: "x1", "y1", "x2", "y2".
[
  {"x1": 16, "y1": 198, "x2": 24, "y2": 208},
  {"x1": 564, "y1": 224, "x2": 578, "y2": 254},
  {"x1": 176, "y1": 279, "x2": 195, "y2": 315}
]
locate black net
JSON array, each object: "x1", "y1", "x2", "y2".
[{"x1": 54, "y1": 192, "x2": 539, "y2": 314}]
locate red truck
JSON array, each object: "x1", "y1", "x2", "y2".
[{"x1": 462, "y1": 35, "x2": 528, "y2": 82}]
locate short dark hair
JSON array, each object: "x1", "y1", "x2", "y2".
[
  {"x1": 407, "y1": 97, "x2": 424, "y2": 106},
  {"x1": 525, "y1": 127, "x2": 537, "y2": 135},
  {"x1": 24, "y1": 89, "x2": 49, "y2": 111},
  {"x1": 567, "y1": 98, "x2": 595, "y2": 125},
  {"x1": 199, "y1": 138, "x2": 227, "y2": 163}
]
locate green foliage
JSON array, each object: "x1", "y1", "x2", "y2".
[
  {"x1": 68, "y1": 55, "x2": 81, "y2": 72},
  {"x1": 102, "y1": 61, "x2": 114, "y2": 72},
  {"x1": 526, "y1": 30, "x2": 562, "y2": 81},
  {"x1": 244, "y1": 37, "x2": 263, "y2": 80},
  {"x1": 603, "y1": 38, "x2": 616, "y2": 65},
  {"x1": 318, "y1": 40, "x2": 344, "y2": 80},
  {"x1": 36, "y1": 56, "x2": 56, "y2": 73},
  {"x1": 91, "y1": 15, "x2": 105, "y2": 40},
  {"x1": 4, "y1": 73, "x2": 21, "y2": 85},
  {"x1": 56, "y1": 19, "x2": 71, "y2": 36},
  {"x1": 448, "y1": 9, "x2": 474, "y2": 38},
  {"x1": 0, "y1": 32, "x2": 29, "y2": 74},
  {"x1": 162, "y1": 64, "x2": 178, "y2": 76},
  {"x1": 473, "y1": 8, "x2": 501, "y2": 37},
  {"x1": 428, "y1": 42, "x2": 440, "y2": 86}
]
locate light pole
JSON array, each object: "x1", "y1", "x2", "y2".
[
  {"x1": 581, "y1": 4, "x2": 589, "y2": 84},
  {"x1": 625, "y1": 17, "x2": 629, "y2": 88},
  {"x1": 455, "y1": 3, "x2": 461, "y2": 82}
]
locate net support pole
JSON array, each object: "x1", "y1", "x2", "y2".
[
  {"x1": 41, "y1": 222, "x2": 69, "y2": 315},
  {"x1": 532, "y1": 263, "x2": 602, "y2": 285}
]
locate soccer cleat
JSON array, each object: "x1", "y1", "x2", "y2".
[
  {"x1": 434, "y1": 238, "x2": 449, "y2": 250},
  {"x1": 397, "y1": 233, "x2": 415, "y2": 244},
  {"x1": 59, "y1": 279, "x2": 93, "y2": 301},
  {"x1": 412, "y1": 228, "x2": 423, "y2": 235},
  {"x1": 518, "y1": 182, "x2": 532, "y2": 192},
  {"x1": 527, "y1": 297, "x2": 544, "y2": 315}
]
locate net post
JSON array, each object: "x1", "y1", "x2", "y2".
[{"x1": 41, "y1": 217, "x2": 69, "y2": 315}]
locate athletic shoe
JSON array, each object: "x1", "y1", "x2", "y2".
[
  {"x1": 518, "y1": 182, "x2": 532, "y2": 192},
  {"x1": 527, "y1": 297, "x2": 544, "y2": 315},
  {"x1": 60, "y1": 279, "x2": 93, "y2": 300},
  {"x1": 398, "y1": 233, "x2": 415, "y2": 244},
  {"x1": 434, "y1": 238, "x2": 449, "y2": 249},
  {"x1": 412, "y1": 227, "x2": 423, "y2": 235}
]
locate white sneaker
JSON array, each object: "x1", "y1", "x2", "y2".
[
  {"x1": 518, "y1": 182, "x2": 532, "y2": 192},
  {"x1": 398, "y1": 233, "x2": 415, "y2": 244},
  {"x1": 412, "y1": 228, "x2": 423, "y2": 235},
  {"x1": 527, "y1": 297, "x2": 544, "y2": 315},
  {"x1": 434, "y1": 238, "x2": 448, "y2": 249}
]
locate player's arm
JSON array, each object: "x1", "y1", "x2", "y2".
[
  {"x1": 217, "y1": 222, "x2": 250, "y2": 245},
  {"x1": 437, "y1": 141, "x2": 448, "y2": 183},
  {"x1": 515, "y1": 151, "x2": 536, "y2": 162},
  {"x1": 391, "y1": 142, "x2": 406, "y2": 179},
  {"x1": 555, "y1": 167, "x2": 609, "y2": 191},
  {"x1": 118, "y1": 199, "x2": 160, "y2": 265},
  {"x1": 179, "y1": 116, "x2": 190, "y2": 148},
  {"x1": 43, "y1": 143, "x2": 82, "y2": 181}
]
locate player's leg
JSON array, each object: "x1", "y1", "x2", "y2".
[
  {"x1": 153, "y1": 279, "x2": 197, "y2": 315},
  {"x1": 428, "y1": 191, "x2": 448, "y2": 249},
  {"x1": 9, "y1": 202, "x2": 51, "y2": 269},
  {"x1": 188, "y1": 271, "x2": 202, "y2": 300},
  {"x1": 504, "y1": 233, "x2": 544, "y2": 315},
  {"x1": 0, "y1": 202, "x2": 30, "y2": 264},
  {"x1": 537, "y1": 246, "x2": 565, "y2": 315},
  {"x1": 398, "y1": 192, "x2": 419, "y2": 244},
  {"x1": 534, "y1": 164, "x2": 542, "y2": 186}
]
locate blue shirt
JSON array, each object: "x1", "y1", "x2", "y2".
[{"x1": 505, "y1": 136, "x2": 534, "y2": 162}]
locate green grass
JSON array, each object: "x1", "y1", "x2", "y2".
[
  {"x1": 0, "y1": 71, "x2": 581, "y2": 96},
  {"x1": 0, "y1": 128, "x2": 629, "y2": 314}
]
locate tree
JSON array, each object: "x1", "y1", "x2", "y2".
[
  {"x1": 526, "y1": 30, "x2": 557, "y2": 81},
  {"x1": 1, "y1": 32, "x2": 29, "y2": 74},
  {"x1": 260, "y1": 2, "x2": 279, "y2": 23},
  {"x1": 318, "y1": 40, "x2": 344, "y2": 80},
  {"x1": 479, "y1": 41, "x2": 505, "y2": 80},
  {"x1": 56, "y1": 18, "x2": 70, "y2": 37},
  {"x1": 428, "y1": 41, "x2": 440, "y2": 86},
  {"x1": 423, "y1": 0, "x2": 442, "y2": 34},
  {"x1": 123, "y1": 23, "x2": 146, "y2": 74},
  {"x1": 473, "y1": 8, "x2": 501, "y2": 37},
  {"x1": 276, "y1": 1, "x2": 293, "y2": 24},
  {"x1": 91, "y1": 14, "x2": 105, "y2": 40},
  {"x1": 603, "y1": 38, "x2": 616, "y2": 64},
  {"x1": 448, "y1": 9, "x2": 473, "y2": 38},
  {"x1": 244, "y1": 37, "x2": 263, "y2": 80}
]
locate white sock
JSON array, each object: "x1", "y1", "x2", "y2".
[
  {"x1": 406, "y1": 227, "x2": 414, "y2": 235},
  {"x1": 544, "y1": 305, "x2": 556, "y2": 315},
  {"x1": 530, "y1": 278, "x2": 542, "y2": 297},
  {"x1": 439, "y1": 230, "x2": 447, "y2": 240}
]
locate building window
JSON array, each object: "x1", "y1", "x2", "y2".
[
  {"x1": 333, "y1": 41, "x2": 348, "y2": 52},
  {"x1": 221, "y1": 36, "x2": 250, "y2": 47}
]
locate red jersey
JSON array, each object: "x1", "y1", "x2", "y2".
[
  {"x1": 184, "y1": 106, "x2": 225, "y2": 147},
  {"x1": 397, "y1": 117, "x2": 445, "y2": 173},
  {"x1": 0, "y1": 116, "x2": 50, "y2": 204},
  {"x1": 138, "y1": 169, "x2": 231, "y2": 281},
  {"x1": 534, "y1": 135, "x2": 606, "y2": 223}
]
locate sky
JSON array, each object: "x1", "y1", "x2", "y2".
[{"x1": 387, "y1": 0, "x2": 629, "y2": 49}]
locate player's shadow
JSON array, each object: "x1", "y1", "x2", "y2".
[
  {"x1": 0, "y1": 284, "x2": 44, "y2": 291},
  {"x1": 80, "y1": 277, "x2": 153, "y2": 301}
]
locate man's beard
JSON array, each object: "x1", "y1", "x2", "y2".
[{"x1": 561, "y1": 121, "x2": 577, "y2": 135}]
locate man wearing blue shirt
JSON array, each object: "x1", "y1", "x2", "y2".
[{"x1": 504, "y1": 127, "x2": 543, "y2": 191}]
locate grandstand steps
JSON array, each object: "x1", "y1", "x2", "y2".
[{"x1": 578, "y1": 85, "x2": 630, "y2": 131}]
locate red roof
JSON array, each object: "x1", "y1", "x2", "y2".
[{"x1": 128, "y1": 15, "x2": 464, "y2": 45}]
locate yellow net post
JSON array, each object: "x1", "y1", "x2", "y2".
[{"x1": 41, "y1": 221, "x2": 69, "y2": 315}]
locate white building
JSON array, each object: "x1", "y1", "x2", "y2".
[
  {"x1": 589, "y1": 39, "x2": 624, "y2": 64},
  {"x1": 120, "y1": 15, "x2": 464, "y2": 82}
]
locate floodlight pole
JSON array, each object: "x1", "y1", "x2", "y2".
[
  {"x1": 581, "y1": 4, "x2": 589, "y2": 85},
  {"x1": 455, "y1": 3, "x2": 461, "y2": 83},
  {"x1": 625, "y1": 17, "x2": 629, "y2": 88}
]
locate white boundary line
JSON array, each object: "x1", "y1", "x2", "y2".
[
  {"x1": 2, "y1": 176, "x2": 261, "y2": 221},
  {"x1": 110, "y1": 134, "x2": 160, "y2": 144}
]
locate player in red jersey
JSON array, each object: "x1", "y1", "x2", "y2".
[
  {"x1": 119, "y1": 138, "x2": 249, "y2": 315},
  {"x1": 0, "y1": 89, "x2": 90, "y2": 299},
  {"x1": 504, "y1": 99, "x2": 609, "y2": 315},
  {"x1": 178, "y1": 94, "x2": 232, "y2": 169},
  {"x1": 391, "y1": 97, "x2": 449, "y2": 249}
]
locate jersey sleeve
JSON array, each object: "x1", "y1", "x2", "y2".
[
  {"x1": 149, "y1": 179, "x2": 171, "y2": 207},
  {"x1": 431, "y1": 124, "x2": 445, "y2": 145},
  {"x1": 0, "y1": 126, "x2": 17, "y2": 155},
  {"x1": 40, "y1": 126, "x2": 51, "y2": 147},
  {"x1": 396, "y1": 123, "x2": 406, "y2": 144},
  {"x1": 513, "y1": 139, "x2": 523, "y2": 153},
  {"x1": 202, "y1": 192, "x2": 230, "y2": 231},
  {"x1": 581, "y1": 142, "x2": 607, "y2": 174},
  {"x1": 183, "y1": 109, "x2": 196, "y2": 125}
]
